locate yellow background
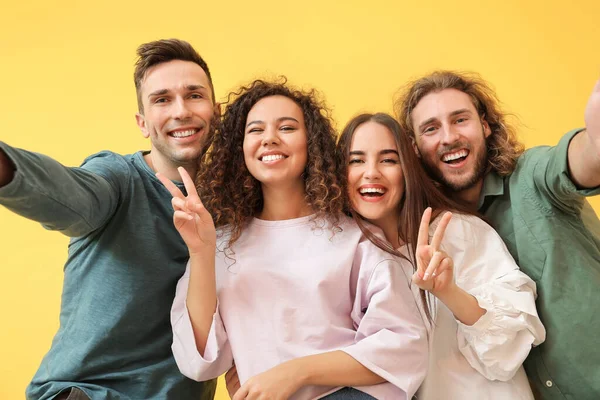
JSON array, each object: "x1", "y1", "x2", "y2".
[{"x1": 1, "y1": 0, "x2": 599, "y2": 398}]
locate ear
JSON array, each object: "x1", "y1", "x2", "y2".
[
  {"x1": 213, "y1": 102, "x2": 222, "y2": 119},
  {"x1": 136, "y1": 113, "x2": 150, "y2": 139},
  {"x1": 481, "y1": 114, "x2": 492, "y2": 138},
  {"x1": 411, "y1": 137, "x2": 422, "y2": 158}
]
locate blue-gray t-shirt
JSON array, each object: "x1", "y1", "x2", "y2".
[{"x1": 0, "y1": 144, "x2": 216, "y2": 400}]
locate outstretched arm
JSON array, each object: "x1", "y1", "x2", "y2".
[{"x1": 567, "y1": 78, "x2": 600, "y2": 188}]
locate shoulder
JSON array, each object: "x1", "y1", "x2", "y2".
[
  {"x1": 435, "y1": 212, "x2": 497, "y2": 245},
  {"x1": 80, "y1": 150, "x2": 133, "y2": 176}
]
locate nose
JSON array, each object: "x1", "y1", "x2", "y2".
[
  {"x1": 173, "y1": 97, "x2": 193, "y2": 120},
  {"x1": 364, "y1": 161, "x2": 382, "y2": 180},
  {"x1": 439, "y1": 123, "x2": 460, "y2": 145},
  {"x1": 261, "y1": 126, "x2": 280, "y2": 146}
]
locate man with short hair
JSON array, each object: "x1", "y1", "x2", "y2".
[
  {"x1": 0, "y1": 38, "x2": 218, "y2": 400},
  {"x1": 396, "y1": 71, "x2": 600, "y2": 399}
]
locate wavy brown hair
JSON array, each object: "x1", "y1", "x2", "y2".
[
  {"x1": 395, "y1": 70, "x2": 524, "y2": 177},
  {"x1": 337, "y1": 113, "x2": 477, "y2": 322},
  {"x1": 197, "y1": 79, "x2": 343, "y2": 250}
]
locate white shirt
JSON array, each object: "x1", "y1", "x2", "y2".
[
  {"x1": 399, "y1": 214, "x2": 546, "y2": 400},
  {"x1": 171, "y1": 215, "x2": 428, "y2": 400}
]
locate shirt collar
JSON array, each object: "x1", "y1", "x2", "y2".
[{"x1": 477, "y1": 172, "x2": 504, "y2": 209}]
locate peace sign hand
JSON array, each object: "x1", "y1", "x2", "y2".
[
  {"x1": 412, "y1": 207, "x2": 456, "y2": 296},
  {"x1": 156, "y1": 167, "x2": 216, "y2": 255}
]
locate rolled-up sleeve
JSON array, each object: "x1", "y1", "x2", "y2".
[
  {"x1": 171, "y1": 262, "x2": 233, "y2": 381},
  {"x1": 341, "y1": 240, "x2": 428, "y2": 398},
  {"x1": 443, "y1": 215, "x2": 546, "y2": 381}
]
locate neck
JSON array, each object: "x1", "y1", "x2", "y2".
[
  {"x1": 144, "y1": 151, "x2": 198, "y2": 182},
  {"x1": 456, "y1": 179, "x2": 484, "y2": 211},
  {"x1": 259, "y1": 181, "x2": 313, "y2": 221},
  {"x1": 372, "y1": 213, "x2": 401, "y2": 249}
]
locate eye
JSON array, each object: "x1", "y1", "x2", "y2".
[
  {"x1": 154, "y1": 97, "x2": 168, "y2": 104},
  {"x1": 348, "y1": 158, "x2": 364, "y2": 165},
  {"x1": 247, "y1": 127, "x2": 263, "y2": 134},
  {"x1": 280, "y1": 125, "x2": 296, "y2": 132},
  {"x1": 422, "y1": 126, "x2": 437, "y2": 135},
  {"x1": 455, "y1": 117, "x2": 468, "y2": 123},
  {"x1": 190, "y1": 93, "x2": 204, "y2": 99},
  {"x1": 382, "y1": 158, "x2": 399, "y2": 164}
]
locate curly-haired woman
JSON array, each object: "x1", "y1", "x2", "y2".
[{"x1": 158, "y1": 80, "x2": 428, "y2": 400}]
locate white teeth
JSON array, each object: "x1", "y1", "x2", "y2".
[
  {"x1": 359, "y1": 187, "x2": 386, "y2": 194},
  {"x1": 262, "y1": 154, "x2": 285, "y2": 162},
  {"x1": 171, "y1": 129, "x2": 196, "y2": 138},
  {"x1": 442, "y1": 150, "x2": 468, "y2": 162}
]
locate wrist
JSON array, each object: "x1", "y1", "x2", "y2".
[
  {"x1": 189, "y1": 249, "x2": 215, "y2": 261},
  {"x1": 434, "y1": 281, "x2": 459, "y2": 302},
  {"x1": 282, "y1": 358, "x2": 310, "y2": 388}
]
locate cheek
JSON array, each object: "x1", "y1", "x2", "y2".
[
  {"x1": 295, "y1": 137, "x2": 309, "y2": 166},
  {"x1": 389, "y1": 170, "x2": 405, "y2": 200},
  {"x1": 242, "y1": 138, "x2": 255, "y2": 164}
]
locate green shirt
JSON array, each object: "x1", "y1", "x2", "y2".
[
  {"x1": 478, "y1": 129, "x2": 600, "y2": 400},
  {"x1": 0, "y1": 144, "x2": 217, "y2": 400}
]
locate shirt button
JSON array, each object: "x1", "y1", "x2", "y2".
[{"x1": 546, "y1": 380, "x2": 553, "y2": 388}]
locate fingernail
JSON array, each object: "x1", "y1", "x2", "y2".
[{"x1": 423, "y1": 272, "x2": 430, "y2": 280}]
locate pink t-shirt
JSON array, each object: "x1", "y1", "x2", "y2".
[{"x1": 171, "y1": 215, "x2": 427, "y2": 400}]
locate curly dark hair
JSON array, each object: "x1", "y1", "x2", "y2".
[{"x1": 197, "y1": 78, "x2": 343, "y2": 250}]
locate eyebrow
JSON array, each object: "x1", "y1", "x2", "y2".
[
  {"x1": 418, "y1": 108, "x2": 473, "y2": 131},
  {"x1": 246, "y1": 117, "x2": 299, "y2": 128},
  {"x1": 349, "y1": 149, "x2": 399, "y2": 156},
  {"x1": 147, "y1": 84, "x2": 207, "y2": 99}
]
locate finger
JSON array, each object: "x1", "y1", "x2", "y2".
[
  {"x1": 228, "y1": 380, "x2": 240, "y2": 399},
  {"x1": 232, "y1": 385, "x2": 248, "y2": 400},
  {"x1": 417, "y1": 207, "x2": 432, "y2": 247},
  {"x1": 178, "y1": 167, "x2": 200, "y2": 199},
  {"x1": 423, "y1": 251, "x2": 444, "y2": 281},
  {"x1": 172, "y1": 197, "x2": 187, "y2": 212},
  {"x1": 412, "y1": 270, "x2": 424, "y2": 285},
  {"x1": 434, "y1": 256, "x2": 453, "y2": 276},
  {"x1": 225, "y1": 365, "x2": 238, "y2": 385},
  {"x1": 430, "y1": 211, "x2": 452, "y2": 251},
  {"x1": 156, "y1": 172, "x2": 185, "y2": 199},
  {"x1": 174, "y1": 210, "x2": 193, "y2": 222},
  {"x1": 415, "y1": 245, "x2": 430, "y2": 277}
]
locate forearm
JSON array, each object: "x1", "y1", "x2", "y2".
[
  {"x1": 186, "y1": 251, "x2": 218, "y2": 356},
  {"x1": 0, "y1": 148, "x2": 15, "y2": 187},
  {"x1": 285, "y1": 350, "x2": 385, "y2": 388},
  {"x1": 567, "y1": 129, "x2": 600, "y2": 188},
  {"x1": 436, "y1": 284, "x2": 486, "y2": 326},
  {"x1": 0, "y1": 145, "x2": 119, "y2": 236}
]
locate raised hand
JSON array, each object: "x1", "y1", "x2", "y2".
[
  {"x1": 156, "y1": 167, "x2": 216, "y2": 255},
  {"x1": 412, "y1": 207, "x2": 455, "y2": 296}
]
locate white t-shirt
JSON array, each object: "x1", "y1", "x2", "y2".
[{"x1": 398, "y1": 214, "x2": 546, "y2": 400}]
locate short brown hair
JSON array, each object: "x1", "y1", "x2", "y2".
[
  {"x1": 395, "y1": 71, "x2": 524, "y2": 176},
  {"x1": 134, "y1": 39, "x2": 214, "y2": 113}
]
